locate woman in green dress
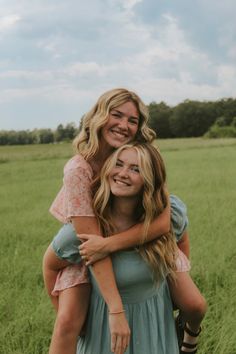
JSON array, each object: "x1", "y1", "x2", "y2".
[{"x1": 77, "y1": 142, "x2": 183, "y2": 353}]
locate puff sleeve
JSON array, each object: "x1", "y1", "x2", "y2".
[
  {"x1": 63, "y1": 166, "x2": 95, "y2": 219},
  {"x1": 170, "y1": 194, "x2": 188, "y2": 242}
]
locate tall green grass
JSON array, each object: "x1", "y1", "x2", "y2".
[{"x1": 0, "y1": 138, "x2": 235, "y2": 354}]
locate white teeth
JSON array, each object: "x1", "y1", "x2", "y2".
[
  {"x1": 116, "y1": 180, "x2": 126, "y2": 185},
  {"x1": 114, "y1": 179, "x2": 129, "y2": 186},
  {"x1": 111, "y1": 130, "x2": 127, "y2": 138}
]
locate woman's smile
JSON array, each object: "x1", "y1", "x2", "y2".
[
  {"x1": 109, "y1": 148, "x2": 144, "y2": 197},
  {"x1": 100, "y1": 101, "x2": 139, "y2": 149},
  {"x1": 113, "y1": 177, "x2": 131, "y2": 187}
]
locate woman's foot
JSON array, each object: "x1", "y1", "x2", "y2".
[{"x1": 180, "y1": 323, "x2": 201, "y2": 353}]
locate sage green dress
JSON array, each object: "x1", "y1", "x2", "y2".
[
  {"x1": 77, "y1": 249, "x2": 179, "y2": 354},
  {"x1": 51, "y1": 193, "x2": 186, "y2": 353}
]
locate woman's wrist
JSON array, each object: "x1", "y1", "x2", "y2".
[
  {"x1": 107, "y1": 299, "x2": 124, "y2": 313},
  {"x1": 109, "y1": 309, "x2": 125, "y2": 315},
  {"x1": 103, "y1": 237, "x2": 115, "y2": 253}
]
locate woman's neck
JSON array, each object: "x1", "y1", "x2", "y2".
[
  {"x1": 89, "y1": 145, "x2": 114, "y2": 174},
  {"x1": 111, "y1": 197, "x2": 139, "y2": 233}
]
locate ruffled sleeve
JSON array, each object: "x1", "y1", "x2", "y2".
[
  {"x1": 170, "y1": 195, "x2": 188, "y2": 242},
  {"x1": 175, "y1": 249, "x2": 191, "y2": 272},
  {"x1": 63, "y1": 163, "x2": 95, "y2": 220}
]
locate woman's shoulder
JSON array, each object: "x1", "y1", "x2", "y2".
[{"x1": 64, "y1": 154, "x2": 93, "y2": 176}]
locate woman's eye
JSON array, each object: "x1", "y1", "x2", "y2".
[
  {"x1": 131, "y1": 167, "x2": 140, "y2": 173},
  {"x1": 111, "y1": 112, "x2": 121, "y2": 118},
  {"x1": 115, "y1": 161, "x2": 123, "y2": 167},
  {"x1": 129, "y1": 119, "x2": 138, "y2": 125}
]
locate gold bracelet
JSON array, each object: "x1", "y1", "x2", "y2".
[{"x1": 109, "y1": 309, "x2": 125, "y2": 315}]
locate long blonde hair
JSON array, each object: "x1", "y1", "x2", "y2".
[
  {"x1": 93, "y1": 143, "x2": 178, "y2": 282},
  {"x1": 73, "y1": 88, "x2": 156, "y2": 161}
]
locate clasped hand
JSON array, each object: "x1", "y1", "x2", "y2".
[{"x1": 78, "y1": 233, "x2": 109, "y2": 265}]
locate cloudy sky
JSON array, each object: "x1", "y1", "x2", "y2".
[{"x1": 1, "y1": 0, "x2": 236, "y2": 130}]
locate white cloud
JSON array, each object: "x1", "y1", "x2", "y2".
[
  {"x1": 0, "y1": 69, "x2": 53, "y2": 80},
  {"x1": 0, "y1": 11, "x2": 233, "y2": 105},
  {"x1": 228, "y1": 46, "x2": 236, "y2": 59},
  {"x1": 217, "y1": 65, "x2": 236, "y2": 93},
  {"x1": 36, "y1": 37, "x2": 62, "y2": 59},
  {"x1": 0, "y1": 0, "x2": 235, "y2": 130},
  {"x1": 136, "y1": 78, "x2": 222, "y2": 106},
  {"x1": 0, "y1": 14, "x2": 21, "y2": 32},
  {"x1": 66, "y1": 62, "x2": 106, "y2": 77},
  {"x1": 0, "y1": 87, "x2": 43, "y2": 103},
  {"x1": 122, "y1": 0, "x2": 142, "y2": 10}
]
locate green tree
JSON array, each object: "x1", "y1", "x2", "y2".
[
  {"x1": 38, "y1": 129, "x2": 54, "y2": 144},
  {"x1": 170, "y1": 101, "x2": 217, "y2": 137},
  {"x1": 64, "y1": 123, "x2": 77, "y2": 140},
  {"x1": 54, "y1": 123, "x2": 77, "y2": 142},
  {"x1": 148, "y1": 102, "x2": 173, "y2": 138},
  {"x1": 54, "y1": 124, "x2": 66, "y2": 142}
]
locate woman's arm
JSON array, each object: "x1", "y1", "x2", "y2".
[
  {"x1": 72, "y1": 216, "x2": 130, "y2": 353},
  {"x1": 79, "y1": 204, "x2": 170, "y2": 264},
  {"x1": 107, "y1": 203, "x2": 170, "y2": 252},
  {"x1": 72, "y1": 216, "x2": 124, "y2": 311},
  {"x1": 177, "y1": 230, "x2": 190, "y2": 259},
  {"x1": 63, "y1": 163, "x2": 126, "y2": 313}
]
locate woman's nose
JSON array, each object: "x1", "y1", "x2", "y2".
[
  {"x1": 118, "y1": 118, "x2": 128, "y2": 130},
  {"x1": 118, "y1": 167, "x2": 129, "y2": 178}
]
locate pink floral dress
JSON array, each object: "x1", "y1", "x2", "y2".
[
  {"x1": 49, "y1": 154, "x2": 95, "y2": 223},
  {"x1": 49, "y1": 154, "x2": 95, "y2": 295}
]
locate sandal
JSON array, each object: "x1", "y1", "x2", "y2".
[
  {"x1": 180, "y1": 324, "x2": 201, "y2": 354},
  {"x1": 175, "y1": 312, "x2": 185, "y2": 349}
]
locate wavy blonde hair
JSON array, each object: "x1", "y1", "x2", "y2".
[
  {"x1": 93, "y1": 143, "x2": 178, "y2": 283},
  {"x1": 73, "y1": 88, "x2": 156, "y2": 160}
]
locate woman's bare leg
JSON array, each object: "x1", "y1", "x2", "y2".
[
  {"x1": 43, "y1": 245, "x2": 71, "y2": 310},
  {"x1": 168, "y1": 272, "x2": 207, "y2": 352},
  {"x1": 49, "y1": 284, "x2": 91, "y2": 354}
]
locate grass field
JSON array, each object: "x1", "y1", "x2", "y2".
[{"x1": 0, "y1": 138, "x2": 236, "y2": 354}]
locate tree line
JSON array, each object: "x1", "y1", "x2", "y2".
[
  {"x1": 1, "y1": 98, "x2": 236, "y2": 145},
  {"x1": 0, "y1": 123, "x2": 78, "y2": 146},
  {"x1": 148, "y1": 97, "x2": 236, "y2": 139}
]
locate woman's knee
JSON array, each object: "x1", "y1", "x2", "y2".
[
  {"x1": 195, "y1": 294, "x2": 207, "y2": 317},
  {"x1": 186, "y1": 294, "x2": 207, "y2": 319},
  {"x1": 43, "y1": 245, "x2": 68, "y2": 271},
  {"x1": 55, "y1": 310, "x2": 83, "y2": 336}
]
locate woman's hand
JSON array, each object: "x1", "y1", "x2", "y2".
[
  {"x1": 78, "y1": 234, "x2": 109, "y2": 265},
  {"x1": 109, "y1": 312, "x2": 131, "y2": 354}
]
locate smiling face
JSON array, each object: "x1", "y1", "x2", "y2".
[
  {"x1": 100, "y1": 101, "x2": 139, "y2": 149},
  {"x1": 109, "y1": 147, "x2": 144, "y2": 198}
]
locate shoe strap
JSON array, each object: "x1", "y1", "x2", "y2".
[
  {"x1": 182, "y1": 342, "x2": 197, "y2": 349},
  {"x1": 184, "y1": 324, "x2": 201, "y2": 337}
]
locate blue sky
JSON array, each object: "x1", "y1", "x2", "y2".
[{"x1": 1, "y1": 0, "x2": 236, "y2": 130}]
